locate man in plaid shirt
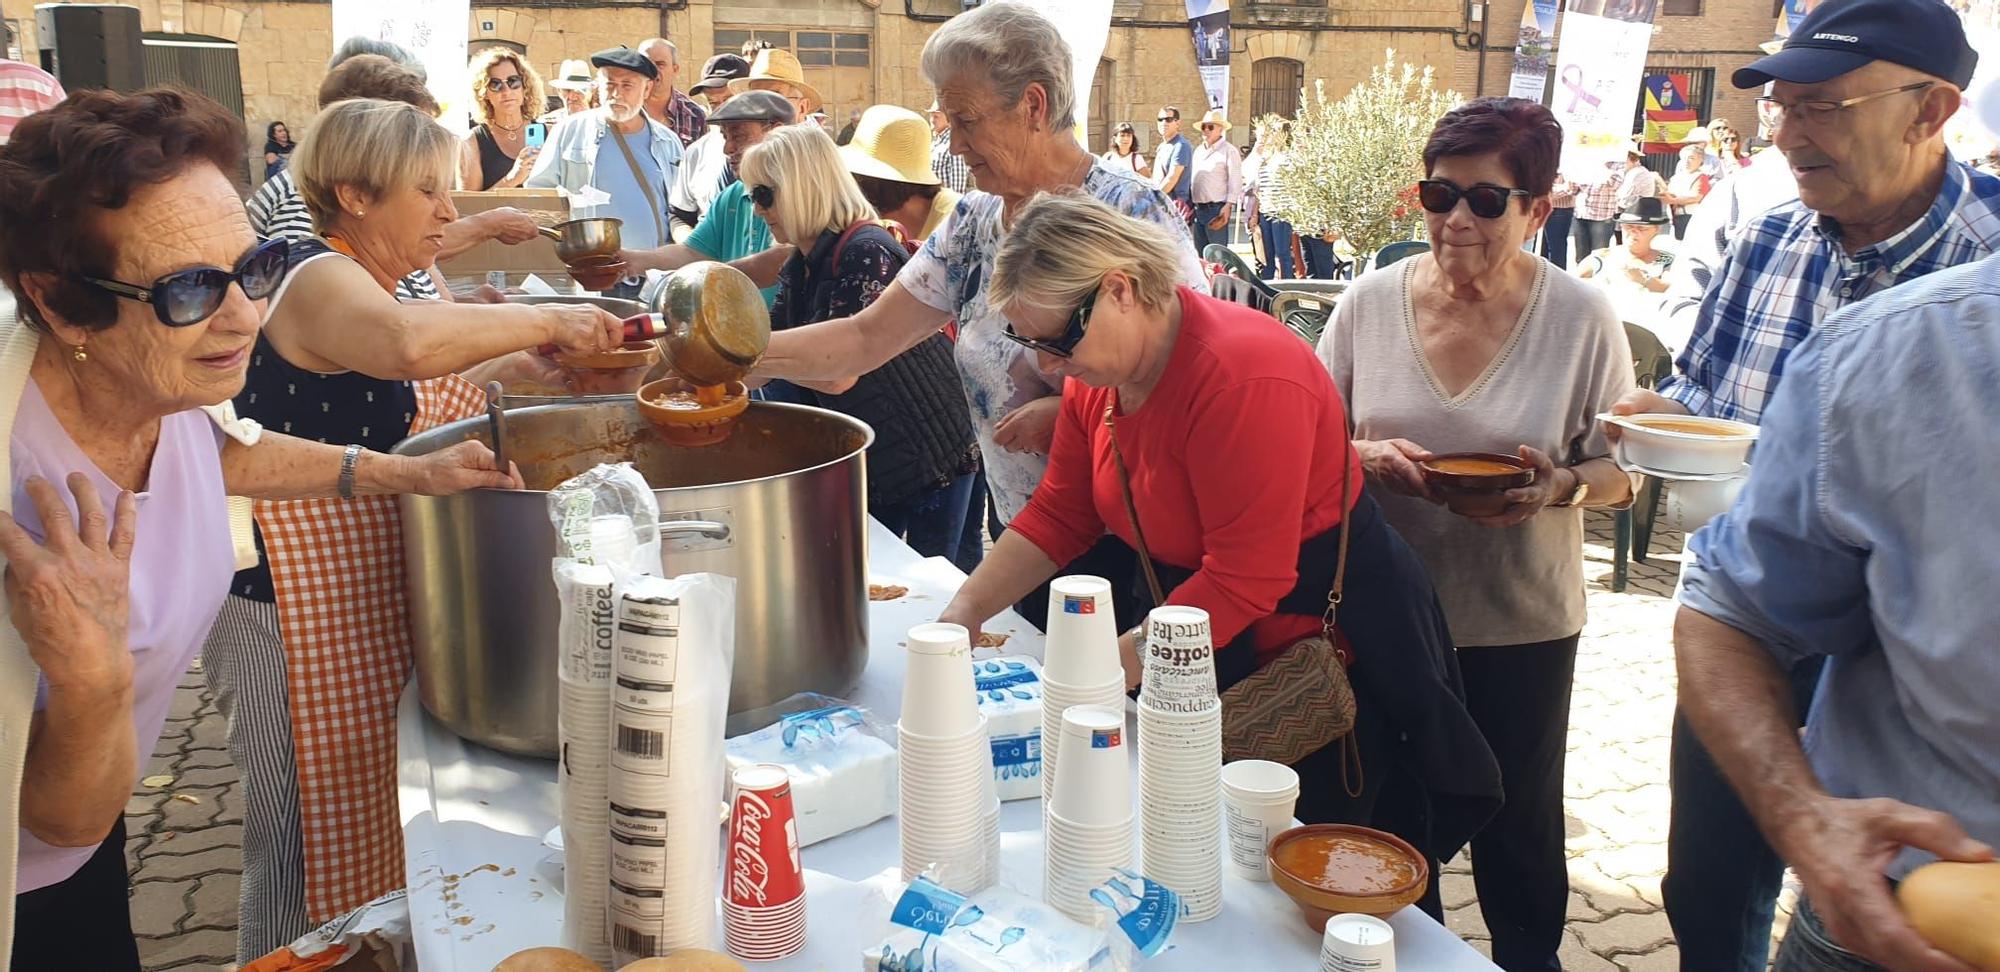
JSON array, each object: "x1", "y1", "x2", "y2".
[
  {"x1": 1606, "y1": 1, "x2": 2000, "y2": 968},
  {"x1": 928, "y1": 100, "x2": 970, "y2": 194},
  {"x1": 641, "y1": 37, "x2": 707, "y2": 148},
  {"x1": 1569, "y1": 161, "x2": 1625, "y2": 259}
]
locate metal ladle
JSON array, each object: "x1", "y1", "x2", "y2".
[{"x1": 484, "y1": 381, "x2": 508, "y2": 477}]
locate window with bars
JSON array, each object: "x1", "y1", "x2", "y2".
[
  {"x1": 713, "y1": 28, "x2": 868, "y2": 67},
  {"x1": 1251, "y1": 57, "x2": 1303, "y2": 120}
]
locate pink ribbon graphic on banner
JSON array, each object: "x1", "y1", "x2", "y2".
[{"x1": 1560, "y1": 64, "x2": 1602, "y2": 113}]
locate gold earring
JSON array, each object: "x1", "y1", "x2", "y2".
[
  {"x1": 71, "y1": 345, "x2": 87, "y2": 363},
  {"x1": 355, "y1": 210, "x2": 365, "y2": 219}
]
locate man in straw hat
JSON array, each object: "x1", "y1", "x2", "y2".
[
  {"x1": 842, "y1": 105, "x2": 962, "y2": 244},
  {"x1": 1602, "y1": 1, "x2": 2000, "y2": 968},
  {"x1": 540, "y1": 58, "x2": 594, "y2": 126},
  {"x1": 640, "y1": 37, "x2": 706, "y2": 148},
  {"x1": 1187, "y1": 107, "x2": 1241, "y2": 253},
  {"x1": 732, "y1": 47, "x2": 822, "y2": 121}
]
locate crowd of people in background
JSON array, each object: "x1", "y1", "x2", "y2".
[{"x1": 1, "y1": 1, "x2": 1997, "y2": 971}]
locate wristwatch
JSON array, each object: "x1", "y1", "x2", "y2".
[
  {"x1": 337, "y1": 444, "x2": 362, "y2": 500},
  {"x1": 1551, "y1": 466, "x2": 1589, "y2": 508}
]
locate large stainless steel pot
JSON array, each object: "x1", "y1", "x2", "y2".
[{"x1": 393, "y1": 399, "x2": 875, "y2": 757}]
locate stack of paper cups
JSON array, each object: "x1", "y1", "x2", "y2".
[
  {"x1": 553, "y1": 561, "x2": 617, "y2": 964},
  {"x1": 1136, "y1": 605, "x2": 1224, "y2": 921},
  {"x1": 723, "y1": 764, "x2": 807, "y2": 961},
  {"x1": 608, "y1": 576, "x2": 735, "y2": 964},
  {"x1": 898, "y1": 623, "x2": 1001, "y2": 894},
  {"x1": 1220, "y1": 760, "x2": 1301, "y2": 881},
  {"x1": 1043, "y1": 704, "x2": 1135, "y2": 922},
  {"x1": 1040, "y1": 576, "x2": 1129, "y2": 807}
]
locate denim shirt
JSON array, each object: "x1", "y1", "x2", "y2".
[
  {"x1": 525, "y1": 108, "x2": 682, "y2": 224},
  {"x1": 1679, "y1": 255, "x2": 2000, "y2": 877}
]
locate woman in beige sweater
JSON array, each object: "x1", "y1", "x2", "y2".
[{"x1": 1317, "y1": 97, "x2": 1634, "y2": 972}]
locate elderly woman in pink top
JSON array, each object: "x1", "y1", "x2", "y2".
[{"x1": 0, "y1": 88, "x2": 512, "y2": 968}]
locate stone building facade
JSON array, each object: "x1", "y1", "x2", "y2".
[{"x1": 2, "y1": 0, "x2": 1778, "y2": 181}]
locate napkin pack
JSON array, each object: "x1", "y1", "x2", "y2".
[{"x1": 973, "y1": 656, "x2": 1044, "y2": 802}]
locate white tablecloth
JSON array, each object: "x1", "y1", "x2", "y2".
[{"x1": 397, "y1": 519, "x2": 1498, "y2": 970}]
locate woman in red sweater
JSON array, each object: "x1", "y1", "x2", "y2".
[{"x1": 938, "y1": 194, "x2": 1501, "y2": 914}]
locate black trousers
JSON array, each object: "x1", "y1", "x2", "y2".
[
  {"x1": 12, "y1": 818, "x2": 141, "y2": 971},
  {"x1": 1458, "y1": 635, "x2": 1581, "y2": 972}
]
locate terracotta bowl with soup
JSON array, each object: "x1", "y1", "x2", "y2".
[
  {"x1": 1268, "y1": 823, "x2": 1430, "y2": 932},
  {"x1": 1601, "y1": 412, "x2": 1758, "y2": 476},
  {"x1": 1419, "y1": 452, "x2": 1535, "y2": 518}
]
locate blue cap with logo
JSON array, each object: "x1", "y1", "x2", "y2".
[{"x1": 1732, "y1": 0, "x2": 1976, "y2": 90}]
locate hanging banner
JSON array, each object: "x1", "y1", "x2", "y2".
[
  {"x1": 999, "y1": 0, "x2": 1115, "y2": 144},
  {"x1": 1551, "y1": 0, "x2": 1660, "y2": 177},
  {"x1": 331, "y1": 0, "x2": 469, "y2": 129},
  {"x1": 1508, "y1": 0, "x2": 1561, "y2": 102},
  {"x1": 1185, "y1": 0, "x2": 1231, "y2": 111},
  {"x1": 1640, "y1": 73, "x2": 1698, "y2": 153}
]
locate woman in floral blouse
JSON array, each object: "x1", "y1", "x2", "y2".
[{"x1": 742, "y1": 125, "x2": 980, "y2": 557}]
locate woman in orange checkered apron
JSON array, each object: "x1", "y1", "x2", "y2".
[{"x1": 202, "y1": 99, "x2": 627, "y2": 962}]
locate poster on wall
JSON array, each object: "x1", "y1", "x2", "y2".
[
  {"x1": 998, "y1": 0, "x2": 1115, "y2": 144},
  {"x1": 1640, "y1": 73, "x2": 1698, "y2": 152},
  {"x1": 1508, "y1": 0, "x2": 1561, "y2": 102},
  {"x1": 1550, "y1": 0, "x2": 1660, "y2": 176},
  {"x1": 331, "y1": 0, "x2": 469, "y2": 130},
  {"x1": 1185, "y1": 0, "x2": 1230, "y2": 111}
]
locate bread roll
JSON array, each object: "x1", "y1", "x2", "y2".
[
  {"x1": 493, "y1": 946, "x2": 605, "y2": 971},
  {"x1": 1898, "y1": 861, "x2": 2000, "y2": 971},
  {"x1": 617, "y1": 950, "x2": 747, "y2": 972}
]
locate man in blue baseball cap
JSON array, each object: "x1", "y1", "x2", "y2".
[{"x1": 1605, "y1": 1, "x2": 2000, "y2": 969}]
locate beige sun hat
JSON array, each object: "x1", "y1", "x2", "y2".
[
  {"x1": 1196, "y1": 108, "x2": 1232, "y2": 132},
  {"x1": 548, "y1": 58, "x2": 592, "y2": 92},
  {"x1": 840, "y1": 105, "x2": 941, "y2": 186},
  {"x1": 728, "y1": 48, "x2": 823, "y2": 111}
]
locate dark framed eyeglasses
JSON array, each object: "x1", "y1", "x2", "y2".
[
  {"x1": 1156, "y1": 115, "x2": 1175, "y2": 123},
  {"x1": 1417, "y1": 179, "x2": 1531, "y2": 219},
  {"x1": 78, "y1": 237, "x2": 289, "y2": 327},
  {"x1": 748, "y1": 184, "x2": 776, "y2": 208},
  {"x1": 485, "y1": 75, "x2": 524, "y2": 92},
  {"x1": 1003, "y1": 287, "x2": 1096, "y2": 359}
]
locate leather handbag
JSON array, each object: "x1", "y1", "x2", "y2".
[{"x1": 1104, "y1": 397, "x2": 1361, "y2": 790}]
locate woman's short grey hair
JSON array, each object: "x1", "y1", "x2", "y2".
[
  {"x1": 990, "y1": 193, "x2": 1184, "y2": 316},
  {"x1": 329, "y1": 36, "x2": 424, "y2": 79},
  {"x1": 920, "y1": 4, "x2": 1075, "y2": 130},
  {"x1": 294, "y1": 98, "x2": 454, "y2": 233}
]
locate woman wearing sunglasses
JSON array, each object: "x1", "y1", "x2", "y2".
[
  {"x1": 207, "y1": 97, "x2": 623, "y2": 960},
  {"x1": 0, "y1": 88, "x2": 520, "y2": 968},
  {"x1": 938, "y1": 192, "x2": 1500, "y2": 922},
  {"x1": 1316, "y1": 96, "x2": 1634, "y2": 972},
  {"x1": 458, "y1": 48, "x2": 547, "y2": 191},
  {"x1": 741, "y1": 125, "x2": 980, "y2": 560}
]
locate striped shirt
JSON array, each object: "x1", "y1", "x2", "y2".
[
  {"x1": 246, "y1": 169, "x2": 441, "y2": 301},
  {"x1": 1660, "y1": 158, "x2": 2000, "y2": 423},
  {"x1": 653, "y1": 88, "x2": 707, "y2": 149},
  {"x1": 0, "y1": 60, "x2": 64, "y2": 146},
  {"x1": 931, "y1": 128, "x2": 970, "y2": 194}
]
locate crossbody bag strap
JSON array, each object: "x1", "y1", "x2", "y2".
[
  {"x1": 1103, "y1": 397, "x2": 1165, "y2": 606},
  {"x1": 608, "y1": 124, "x2": 668, "y2": 244}
]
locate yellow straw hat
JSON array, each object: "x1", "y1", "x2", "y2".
[
  {"x1": 1197, "y1": 108, "x2": 1232, "y2": 132},
  {"x1": 728, "y1": 48, "x2": 823, "y2": 111},
  {"x1": 840, "y1": 105, "x2": 941, "y2": 186}
]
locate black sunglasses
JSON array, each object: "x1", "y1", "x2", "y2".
[
  {"x1": 79, "y1": 237, "x2": 289, "y2": 326},
  {"x1": 749, "y1": 184, "x2": 776, "y2": 208},
  {"x1": 1156, "y1": 116, "x2": 1176, "y2": 123},
  {"x1": 485, "y1": 75, "x2": 524, "y2": 92},
  {"x1": 1417, "y1": 179, "x2": 1531, "y2": 219},
  {"x1": 1003, "y1": 287, "x2": 1096, "y2": 359}
]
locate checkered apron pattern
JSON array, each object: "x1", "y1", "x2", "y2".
[{"x1": 257, "y1": 374, "x2": 487, "y2": 922}]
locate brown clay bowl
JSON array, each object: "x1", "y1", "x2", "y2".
[
  {"x1": 635, "y1": 377, "x2": 749, "y2": 446},
  {"x1": 567, "y1": 256, "x2": 630, "y2": 292},
  {"x1": 1267, "y1": 823, "x2": 1430, "y2": 933},
  {"x1": 553, "y1": 342, "x2": 660, "y2": 372},
  {"x1": 1420, "y1": 451, "x2": 1535, "y2": 518}
]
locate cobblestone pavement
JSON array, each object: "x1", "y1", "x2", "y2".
[{"x1": 124, "y1": 510, "x2": 1784, "y2": 970}]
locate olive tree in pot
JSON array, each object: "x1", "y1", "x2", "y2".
[{"x1": 1269, "y1": 50, "x2": 1462, "y2": 272}]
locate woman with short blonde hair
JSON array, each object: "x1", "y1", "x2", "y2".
[
  {"x1": 459, "y1": 47, "x2": 545, "y2": 189},
  {"x1": 943, "y1": 194, "x2": 1498, "y2": 910},
  {"x1": 212, "y1": 96, "x2": 624, "y2": 959},
  {"x1": 741, "y1": 123, "x2": 981, "y2": 561}
]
